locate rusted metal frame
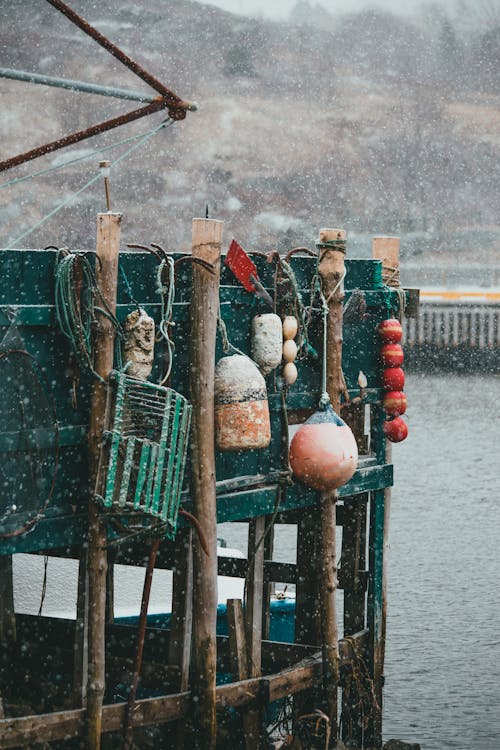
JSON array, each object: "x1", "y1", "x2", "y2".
[
  {"x1": 0, "y1": 67, "x2": 158, "y2": 103},
  {"x1": 45, "y1": 0, "x2": 187, "y2": 113},
  {"x1": 0, "y1": 99, "x2": 166, "y2": 173},
  {"x1": 124, "y1": 535, "x2": 161, "y2": 750}
]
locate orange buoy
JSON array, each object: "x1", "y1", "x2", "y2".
[
  {"x1": 289, "y1": 406, "x2": 358, "y2": 491},
  {"x1": 214, "y1": 354, "x2": 271, "y2": 451},
  {"x1": 383, "y1": 390, "x2": 407, "y2": 416}
]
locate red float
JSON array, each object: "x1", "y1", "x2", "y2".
[
  {"x1": 380, "y1": 343, "x2": 404, "y2": 367},
  {"x1": 289, "y1": 406, "x2": 358, "y2": 492},
  {"x1": 378, "y1": 318, "x2": 403, "y2": 344},
  {"x1": 383, "y1": 416, "x2": 408, "y2": 443},
  {"x1": 383, "y1": 390, "x2": 407, "y2": 416},
  {"x1": 382, "y1": 366, "x2": 405, "y2": 391}
]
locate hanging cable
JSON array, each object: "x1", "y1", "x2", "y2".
[
  {"x1": 0, "y1": 119, "x2": 174, "y2": 192},
  {"x1": 5, "y1": 118, "x2": 173, "y2": 249}
]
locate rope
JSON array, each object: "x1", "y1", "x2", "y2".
[
  {"x1": 4, "y1": 118, "x2": 174, "y2": 249},
  {"x1": 318, "y1": 269, "x2": 346, "y2": 410},
  {"x1": 217, "y1": 303, "x2": 246, "y2": 357},
  {"x1": 155, "y1": 256, "x2": 176, "y2": 385},
  {"x1": 55, "y1": 251, "x2": 124, "y2": 382},
  {"x1": 0, "y1": 119, "x2": 174, "y2": 191}
]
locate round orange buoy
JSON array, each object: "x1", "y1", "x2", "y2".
[
  {"x1": 383, "y1": 416, "x2": 408, "y2": 443},
  {"x1": 382, "y1": 366, "x2": 405, "y2": 391},
  {"x1": 378, "y1": 318, "x2": 403, "y2": 344},
  {"x1": 380, "y1": 343, "x2": 404, "y2": 368},
  {"x1": 383, "y1": 390, "x2": 407, "y2": 416},
  {"x1": 214, "y1": 355, "x2": 271, "y2": 451},
  {"x1": 289, "y1": 406, "x2": 358, "y2": 491}
]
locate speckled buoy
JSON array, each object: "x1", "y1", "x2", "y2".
[
  {"x1": 122, "y1": 308, "x2": 155, "y2": 380},
  {"x1": 214, "y1": 354, "x2": 271, "y2": 451},
  {"x1": 251, "y1": 313, "x2": 283, "y2": 375},
  {"x1": 289, "y1": 405, "x2": 358, "y2": 491}
]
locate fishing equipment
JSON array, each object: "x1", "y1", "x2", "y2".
[
  {"x1": 378, "y1": 317, "x2": 403, "y2": 343},
  {"x1": 288, "y1": 261, "x2": 357, "y2": 491},
  {"x1": 99, "y1": 371, "x2": 191, "y2": 538},
  {"x1": 0, "y1": 321, "x2": 59, "y2": 539},
  {"x1": 282, "y1": 315, "x2": 298, "y2": 341},
  {"x1": 214, "y1": 354, "x2": 271, "y2": 451},
  {"x1": 251, "y1": 313, "x2": 282, "y2": 375},
  {"x1": 383, "y1": 416, "x2": 408, "y2": 443},
  {"x1": 380, "y1": 343, "x2": 404, "y2": 367},
  {"x1": 282, "y1": 339, "x2": 298, "y2": 363},
  {"x1": 283, "y1": 361, "x2": 298, "y2": 386},
  {"x1": 122, "y1": 308, "x2": 155, "y2": 380},
  {"x1": 382, "y1": 366, "x2": 405, "y2": 391},
  {"x1": 289, "y1": 406, "x2": 358, "y2": 492},
  {"x1": 382, "y1": 391, "x2": 407, "y2": 417},
  {"x1": 225, "y1": 239, "x2": 273, "y2": 306}
]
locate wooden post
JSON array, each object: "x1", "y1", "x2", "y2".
[
  {"x1": 0, "y1": 556, "x2": 16, "y2": 643},
  {"x1": 189, "y1": 218, "x2": 223, "y2": 750},
  {"x1": 317, "y1": 227, "x2": 346, "y2": 745},
  {"x1": 168, "y1": 528, "x2": 193, "y2": 749},
  {"x1": 86, "y1": 212, "x2": 122, "y2": 750},
  {"x1": 367, "y1": 236, "x2": 400, "y2": 747},
  {"x1": 372, "y1": 236, "x2": 400, "y2": 287},
  {"x1": 227, "y1": 598, "x2": 261, "y2": 750}
]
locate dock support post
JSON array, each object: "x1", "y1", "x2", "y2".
[
  {"x1": 189, "y1": 217, "x2": 223, "y2": 750},
  {"x1": 317, "y1": 227, "x2": 347, "y2": 745},
  {"x1": 86, "y1": 212, "x2": 122, "y2": 750}
]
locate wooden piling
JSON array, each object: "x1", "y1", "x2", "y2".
[
  {"x1": 373, "y1": 235, "x2": 399, "y2": 668},
  {"x1": 86, "y1": 212, "x2": 122, "y2": 750},
  {"x1": 317, "y1": 227, "x2": 347, "y2": 744},
  {"x1": 189, "y1": 218, "x2": 223, "y2": 750}
]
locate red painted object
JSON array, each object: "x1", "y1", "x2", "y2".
[
  {"x1": 289, "y1": 406, "x2": 358, "y2": 491},
  {"x1": 380, "y1": 343, "x2": 404, "y2": 367},
  {"x1": 383, "y1": 416, "x2": 408, "y2": 443},
  {"x1": 378, "y1": 318, "x2": 403, "y2": 344},
  {"x1": 382, "y1": 366, "x2": 405, "y2": 391},
  {"x1": 383, "y1": 391, "x2": 407, "y2": 416}
]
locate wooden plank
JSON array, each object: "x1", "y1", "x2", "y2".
[
  {"x1": 341, "y1": 494, "x2": 368, "y2": 747},
  {"x1": 0, "y1": 556, "x2": 15, "y2": 642},
  {"x1": 86, "y1": 211, "x2": 122, "y2": 750},
  {"x1": 189, "y1": 217, "x2": 223, "y2": 750},
  {"x1": 244, "y1": 517, "x2": 266, "y2": 748},
  {"x1": 317, "y1": 226, "x2": 347, "y2": 742},
  {"x1": 0, "y1": 632, "x2": 369, "y2": 748},
  {"x1": 366, "y1": 489, "x2": 385, "y2": 748}
]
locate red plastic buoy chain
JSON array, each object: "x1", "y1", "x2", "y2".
[
  {"x1": 383, "y1": 416, "x2": 408, "y2": 443},
  {"x1": 378, "y1": 317, "x2": 403, "y2": 343},
  {"x1": 382, "y1": 366, "x2": 405, "y2": 391},
  {"x1": 379, "y1": 318, "x2": 408, "y2": 442}
]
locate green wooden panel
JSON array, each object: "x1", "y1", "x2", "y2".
[{"x1": 0, "y1": 249, "x2": 395, "y2": 554}]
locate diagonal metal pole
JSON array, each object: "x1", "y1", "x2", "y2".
[
  {"x1": 0, "y1": 100, "x2": 166, "y2": 173},
  {"x1": 45, "y1": 0, "x2": 188, "y2": 111}
]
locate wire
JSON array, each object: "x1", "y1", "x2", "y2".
[
  {"x1": 4, "y1": 118, "x2": 174, "y2": 250},
  {"x1": 0, "y1": 120, "x2": 173, "y2": 191}
]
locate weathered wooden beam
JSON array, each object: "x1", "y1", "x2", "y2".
[
  {"x1": 0, "y1": 632, "x2": 369, "y2": 748},
  {"x1": 189, "y1": 217, "x2": 223, "y2": 750},
  {"x1": 317, "y1": 226, "x2": 347, "y2": 743},
  {"x1": 86, "y1": 212, "x2": 122, "y2": 750}
]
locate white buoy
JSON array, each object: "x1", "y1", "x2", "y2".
[
  {"x1": 251, "y1": 313, "x2": 282, "y2": 375},
  {"x1": 282, "y1": 315, "x2": 298, "y2": 341},
  {"x1": 214, "y1": 354, "x2": 271, "y2": 451}
]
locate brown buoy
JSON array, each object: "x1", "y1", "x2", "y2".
[{"x1": 214, "y1": 354, "x2": 271, "y2": 451}]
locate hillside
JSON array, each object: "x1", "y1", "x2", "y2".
[{"x1": 1, "y1": 0, "x2": 499, "y2": 263}]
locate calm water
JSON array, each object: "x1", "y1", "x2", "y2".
[{"x1": 220, "y1": 374, "x2": 500, "y2": 750}]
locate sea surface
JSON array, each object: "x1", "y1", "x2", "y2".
[
  {"x1": 219, "y1": 374, "x2": 500, "y2": 750},
  {"x1": 13, "y1": 374, "x2": 500, "y2": 749}
]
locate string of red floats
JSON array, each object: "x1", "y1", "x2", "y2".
[{"x1": 378, "y1": 318, "x2": 408, "y2": 443}]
